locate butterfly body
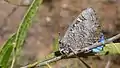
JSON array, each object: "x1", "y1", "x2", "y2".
[{"x1": 59, "y1": 8, "x2": 102, "y2": 54}]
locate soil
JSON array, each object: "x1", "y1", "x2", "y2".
[{"x1": 0, "y1": 0, "x2": 120, "y2": 68}]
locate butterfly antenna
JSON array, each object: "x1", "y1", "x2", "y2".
[{"x1": 58, "y1": 32, "x2": 62, "y2": 42}]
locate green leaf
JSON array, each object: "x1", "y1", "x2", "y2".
[
  {"x1": 15, "y1": 0, "x2": 43, "y2": 52},
  {"x1": 0, "y1": 34, "x2": 16, "y2": 68},
  {"x1": 52, "y1": 36, "x2": 59, "y2": 52},
  {"x1": 44, "y1": 36, "x2": 59, "y2": 59},
  {"x1": 99, "y1": 43, "x2": 120, "y2": 55},
  {"x1": 11, "y1": 0, "x2": 43, "y2": 67},
  {"x1": 0, "y1": 0, "x2": 43, "y2": 67}
]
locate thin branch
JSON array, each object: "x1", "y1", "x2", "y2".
[
  {"x1": 82, "y1": 33, "x2": 120, "y2": 52},
  {"x1": 21, "y1": 33, "x2": 120, "y2": 68}
]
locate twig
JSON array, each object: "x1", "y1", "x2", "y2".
[
  {"x1": 81, "y1": 33, "x2": 120, "y2": 52},
  {"x1": 21, "y1": 33, "x2": 120, "y2": 68}
]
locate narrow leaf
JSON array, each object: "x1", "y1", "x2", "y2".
[
  {"x1": 0, "y1": 0, "x2": 43, "y2": 67},
  {"x1": 15, "y1": 0, "x2": 43, "y2": 52},
  {"x1": 0, "y1": 34, "x2": 16, "y2": 68},
  {"x1": 11, "y1": 0, "x2": 43, "y2": 67}
]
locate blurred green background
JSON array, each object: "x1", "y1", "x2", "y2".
[{"x1": 0, "y1": 0, "x2": 120, "y2": 68}]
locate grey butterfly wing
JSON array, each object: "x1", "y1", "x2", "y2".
[{"x1": 59, "y1": 8, "x2": 101, "y2": 54}]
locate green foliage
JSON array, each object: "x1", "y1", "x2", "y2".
[
  {"x1": 100, "y1": 43, "x2": 120, "y2": 55},
  {"x1": 52, "y1": 36, "x2": 59, "y2": 52},
  {"x1": 15, "y1": 0, "x2": 43, "y2": 50},
  {"x1": 0, "y1": 34, "x2": 16, "y2": 68},
  {"x1": 0, "y1": 0, "x2": 43, "y2": 68}
]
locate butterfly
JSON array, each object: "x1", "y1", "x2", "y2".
[{"x1": 59, "y1": 8, "x2": 105, "y2": 55}]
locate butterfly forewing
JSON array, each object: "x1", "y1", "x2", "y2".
[{"x1": 59, "y1": 8, "x2": 101, "y2": 54}]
